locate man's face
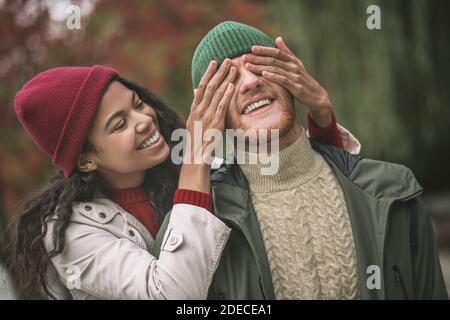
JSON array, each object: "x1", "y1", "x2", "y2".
[{"x1": 225, "y1": 55, "x2": 296, "y2": 139}]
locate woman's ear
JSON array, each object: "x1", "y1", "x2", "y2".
[{"x1": 77, "y1": 153, "x2": 97, "y2": 172}]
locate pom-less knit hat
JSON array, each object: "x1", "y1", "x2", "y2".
[
  {"x1": 191, "y1": 21, "x2": 276, "y2": 89},
  {"x1": 14, "y1": 65, "x2": 118, "y2": 178}
]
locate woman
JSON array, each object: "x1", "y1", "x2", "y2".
[
  {"x1": 11, "y1": 62, "x2": 238, "y2": 300},
  {"x1": 11, "y1": 62, "x2": 353, "y2": 300}
]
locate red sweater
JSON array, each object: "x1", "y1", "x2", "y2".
[
  {"x1": 307, "y1": 111, "x2": 344, "y2": 149},
  {"x1": 109, "y1": 188, "x2": 160, "y2": 238},
  {"x1": 111, "y1": 112, "x2": 343, "y2": 236},
  {"x1": 109, "y1": 188, "x2": 213, "y2": 238}
]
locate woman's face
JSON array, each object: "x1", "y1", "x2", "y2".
[{"x1": 78, "y1": 81, "x2": 170, "y2": 189}]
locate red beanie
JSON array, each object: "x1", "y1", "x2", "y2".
[{"x1": 14, "y1": 65, "x2": 118, "y2": 178}]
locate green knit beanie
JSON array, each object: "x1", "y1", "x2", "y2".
[{"x1": 191, "y1": 21, "x2": 276, "y2": 89}]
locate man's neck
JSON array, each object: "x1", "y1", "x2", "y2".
[
  {"x1": 278, "y1": 122, "x2": 303, "y2": 151},
  {"x1": 239, "y1": 127, "x2": 324, "y2": 192}
]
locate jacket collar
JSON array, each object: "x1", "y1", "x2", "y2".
[
  {"x1": 212, "y1": 139, "x2": 423, "y2": 201},
  {"x1": 82, "y1": 189, "x2": 155, "y2": 251}
]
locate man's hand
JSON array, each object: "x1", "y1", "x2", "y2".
[{"x1": 243, "y1": 37, "x2": 333, "y2": 127}]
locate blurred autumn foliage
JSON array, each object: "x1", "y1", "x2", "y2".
[{"x1": 0, "y1": 0, "x2": 274, "y2": 226}]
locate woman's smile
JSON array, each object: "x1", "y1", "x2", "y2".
[{"x1": 137, "y1": 129, "x2": 164, "y2": 154}]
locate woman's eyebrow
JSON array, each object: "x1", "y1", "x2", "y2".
[{"x1": 104, "y1": 91, "x2": 136, "y2": 131}]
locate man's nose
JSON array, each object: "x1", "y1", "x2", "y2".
[{"x1": 239, "y1": 67, "x2": 263, "y2": 95}]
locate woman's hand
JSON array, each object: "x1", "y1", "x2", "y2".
[
  {"x1": 179, "y1": 59, "x2": 236, "y2": 193},
  {"x1": 188, "y1": 59, "x2": 236, "y2": 132},
  {"x1": 243, "y1": 37, "x2": 333, "y2": 127}
]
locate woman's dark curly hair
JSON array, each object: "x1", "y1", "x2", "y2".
[{"x1": 8, "y1": 76, "x2": 184, "y2": 299}]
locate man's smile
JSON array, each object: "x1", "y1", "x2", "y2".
[{"x1": 241, "y1": 96, "x2": 274, "y2": 115}]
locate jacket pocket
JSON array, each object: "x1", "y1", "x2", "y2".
[
  {"x1": 161, "y1": 226, "x2": 184, "y2": 252},
  {"x1": 392, "y1": 264, "x2": 409, "y2": 299}
]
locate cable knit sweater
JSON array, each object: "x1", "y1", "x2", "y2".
[{"x1": 239, "y1": 130, "x2": 359, "y2": 300}]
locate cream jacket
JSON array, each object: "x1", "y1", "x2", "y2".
[{"x1": 44, "y1": 196, "x2": 230, "y2": 300}]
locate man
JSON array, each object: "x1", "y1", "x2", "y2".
[{"x1": 156, "y1": 21, "x2": 448, "y2": 299}]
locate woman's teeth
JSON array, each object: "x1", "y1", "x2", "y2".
[
  {"x1": 138, "y1": 131, "x2": 160, "y2": 150},
  {"x1": 243, "y1": 98, "x2": 272, "y2": 114}
]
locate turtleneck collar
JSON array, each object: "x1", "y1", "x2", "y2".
[
  {"x1": 239, "y1": 130, "x2": 324, "y2": 193},
  {"x1": 109, "y1": 187, "x2": 148, "y2": 205}
]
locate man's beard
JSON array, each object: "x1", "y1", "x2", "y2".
[
  {"x1": 276, "y1": 103, "x2": 296, "y2": 139},
  {"x1": 239, "y1": 104, "x2": 297, "y2": 153}
]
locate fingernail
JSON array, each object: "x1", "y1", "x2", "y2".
[{"x1": 210, "y1": 60, "x2": 216, "y2": 67}]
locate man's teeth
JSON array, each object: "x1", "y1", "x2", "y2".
[
  {"x1": 244, "y1": 98, "x2": 272, "y2": 114},
  {"x1": 139, "y1": 131, "x2": 160, "y2": 150}
]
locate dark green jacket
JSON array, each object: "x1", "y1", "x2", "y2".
[{"x1": 155, "y1": 141, "x2": 448, "y2": 300}]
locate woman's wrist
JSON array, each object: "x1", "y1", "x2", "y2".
[
  {"x1": 309, "y1": 106, "x2": 333, "y2": 128},
  {"x1": 178, "y1": 162, "x2": 211, "y2": 194},
  {"x1": 173, "y1": 189, "x2": 213, "y2": 213}
]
